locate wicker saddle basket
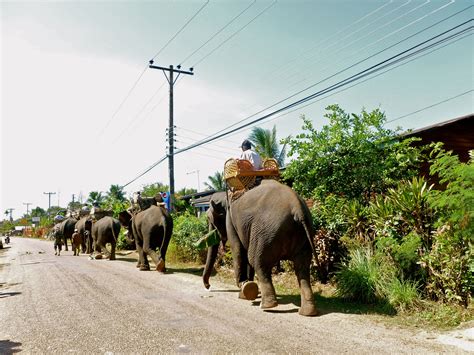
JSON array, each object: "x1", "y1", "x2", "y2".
[{"x1": 224, "y1": 158, "x2": 280, "y2": 191}]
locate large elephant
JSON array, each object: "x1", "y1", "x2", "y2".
[
  {"x1": 119, "y1": 205, "x2": 172, "y2": 272},
  {"x1": 75, "y1": 216, "x2": 93, "y2": 254},
  {"x1": 204, "y1": 180, "x2": 318, "y2": 316},
  {"x1": 91, "y1": 216, "x2": 121, "y2": 260},
  {"x1": 55, "y1": 217, "x2": 78, "y2": 251}
]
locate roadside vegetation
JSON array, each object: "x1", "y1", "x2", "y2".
[{"x1": 2, "y1": 104, "x2": 471, "y2": 329}]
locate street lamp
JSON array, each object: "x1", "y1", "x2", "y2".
[{"x1": 186, "y1": 170, "x2": 200, "y2": 192}]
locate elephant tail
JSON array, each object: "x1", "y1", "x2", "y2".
[{"x1": 301, "y1": 218, "x2": 318, "y2": 263}]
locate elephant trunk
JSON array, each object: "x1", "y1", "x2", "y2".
[{"x1": 202, "y1": 243, "x2": 219, "y2": 289}]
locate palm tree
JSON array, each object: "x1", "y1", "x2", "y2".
[
  {"x1": 106, "y1": 184, "x2": 125, "y2": 202},
  {"x1": 87, "y1": 191, "x2": 104, "y2": 206},
  {"x1": 248, "y1": 125, "x2": 287, "y2": 166},
  {"x1": 204, "y1": 171, "x2": 225, "y2": 191}
]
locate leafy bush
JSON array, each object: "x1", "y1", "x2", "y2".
[
  {"x1": 283, "y1": 105, "x2": 423, "y2": 201},
  {"x1": 170, "y1": 213, "x2": 208, "y2": 263},
  {"x1": 421, "y1": 146, "x2": 473, "y2": 306}
]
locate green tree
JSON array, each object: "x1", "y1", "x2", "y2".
[
  {"x1": 204, "y1": 171, "x2": 225, "y2": 191},
  {"x1": 67, "y1": 201, "x2": 82, "y2": 211},
  {"x1": 141, "y1": 182, "x2": 169, "y2": 198},
  {"x1": 30, "y1": 207, "x2": 46, "y2": 218},
  {"x1": 283, "y1": 105, "x2": 423, "y2": 200},
  {"x1": 106, "y1": 184, "x2": 126, "y2": 202},
  {"x1": 87, "y1": 191, "x2": 105, "y2": 206},
  {"x1": 248, "y1": 125, "x2": 288, "y2": 166}
]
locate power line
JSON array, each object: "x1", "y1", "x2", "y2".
[
  {"x1": 193, "y1": 12, "x2": 473, "y2": 144},
  {"x1": 151, "y1": 0, "x2": 210, "y2": 60},
  {"x1": 256, "y1": 32, "x2": 473, "y2": 129},
  {"x1": 192, "y1": 0, "x2": 277, "y2": 68},
  {"x1": 99, "y1": 1, "x2": 209, "y2": 138},
  {"x1": 120, "y1": 21, "x2": 471, "y2": 187},
  {"x1": 388, "y1": 90, "x2": 473, "y2": 123},
  {"x1": 179, "y1": 0, "x2": 257, "y2": 65},
  {"x1": 174, "y1": 22, "x2": 472, "y2": 154},
  {"x1": 99, "y1": 66, "x2": 148, "y2": 136}
]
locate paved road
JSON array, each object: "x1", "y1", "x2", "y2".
[{"x1": 0, "y1": 237, "x2": 468, "y2": 353}]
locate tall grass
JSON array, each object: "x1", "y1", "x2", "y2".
[{"x1": 336, "y1": 248, "x2": 420, "y2": 311}]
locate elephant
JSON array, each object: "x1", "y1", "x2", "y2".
[
  {"x1": 91, "y1": 216, "x2": 121, "y2": 260},
  {"x1": 55, "y1": 217, "x2": 78, "y2": 251},
  {"x1": 75, "y1": 216, "x2": 93, "y2": 254},
  {"x1": 204, "y1": 180, "x2": 318, "y2": 316},
  {"x1": 119, "y1": 205, "x2": 172, "y2": 272}
]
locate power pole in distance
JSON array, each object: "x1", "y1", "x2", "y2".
[
  {"x1": 6, "y1": 208, "x2": 14, "y2": 222},
  {"x1": 148, "y1": 61, "x2": 194, "y2": 211},
  {"x1": 43, "y1": 192, "x2": 56, "y2": 214},
  {"x1": 23, "y1": 202, "x2": 32, "y2": 216}
]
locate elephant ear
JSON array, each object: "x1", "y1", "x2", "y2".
[{"x1": 118, "y1": 211, "x2": 132, "y2": 227}]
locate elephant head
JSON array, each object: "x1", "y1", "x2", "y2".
[
  {"x1": 118, "y1": 210, "x2": 135, "y2": 244},
  {"x1": 202, "y1": 192, "x2": 228, "y2": 289}
]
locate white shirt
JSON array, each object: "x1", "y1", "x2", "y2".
[{"x1": 240, "y1": 149, "x2": 262, "y2": 170}]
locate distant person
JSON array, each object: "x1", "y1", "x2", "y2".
[
  {"x1": 71, "y1": 228, "x2": 82, "y2": 256},
  {"x1": 240, "y1": 139, "x2": 262, "y2": 170},
  {"x1": 53, "y1": 229, "x2": 63, "y2": 256}
]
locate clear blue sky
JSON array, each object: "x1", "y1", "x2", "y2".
[{"x1": 1, "y1": 0, "x2": 473, "y2": 219}]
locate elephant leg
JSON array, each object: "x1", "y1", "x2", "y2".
[
  {"x1": 226, "y1": 218, "x2": 248, "y2": 286},
  {"x1": 294, "y1": 254, "x2": 317, "y2": 316},
  {"x1": 203, "y1": 244, "x2": 219, "y2": 289},
  {"x1": 109, "y1": 242, "x2": 116, "y2": 260},
  {"x1": 255, "y1": 265, "x2": 278, "y2": 309},
  {"x1": 142, "y1": 239, "x2": 164, "y2": 272},
  {"x1": 136, "y1": 242, "x2": 148, "y2": 270},
  {"x1": 63, "y1": 236, "x2": 68, "y2": 251}
]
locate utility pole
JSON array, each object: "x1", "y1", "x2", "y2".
[
  {"x1": 187, "y1": 170, "x2": 200, "y2": 192},
  {"x1": 23, "y1": 202, "x2": 32, "y2": 216},
  {"x1": 6, "y1": 208, "x2": 14, "y2": 222},
  {"x1": 43, "y1": 191, "x2": 56, "y2": 214},
  {"x1": 149, "y1": 60, "x2": 194, "y2": 211}
]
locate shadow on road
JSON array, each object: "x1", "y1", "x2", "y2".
[
  {"x1": 0, "y1": 339, "x2": 22, "y2": 353},
  {"x1": 0, "y1": 291, "x2": 22, "y2": 298},
  {"x1": 267, "y1": 292, "x2": 396, "y2": 316}
]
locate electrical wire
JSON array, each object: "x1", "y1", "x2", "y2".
[
  {"x1": 99, "y1": 1, "x2": 210, "y2": 138},
  {"x1": 179, "y1": 0, "x2": 257, "y2": 65},
  {"x1": 254, "y1": 32, "x2": 473, "y2": 129},
  {"x1": 192, "y1": 0, "x2": 277, "y2": 68},
  {"x1": 387, "y1": 90, "x2": 473, "y2": 123},
  {"x1": 120, "y1": 21, "x2": 471, "y2": 187},
  {"x1": 174, "y1": 22, "x2": 472, "y2": 154},
  {"x1": 151, "y1": 0, "x2": 210, "y2": 60}
]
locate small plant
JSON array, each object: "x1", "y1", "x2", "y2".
[
  {"x1": 381, "y1": 278, "x2": 420, "y2": 312},
  {"x1": 335, "y1": 248, "x2": 382, "y2": 303}
]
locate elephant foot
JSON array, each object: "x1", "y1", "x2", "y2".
[
  {"x1": 139, "y1": 265, "x2": 150, "y2": 271},
  {"x1": 260, "y1": 297, "x2": 278, "y2": 309},
  {"x1": 95, "y1": 254, "x2": 103, "y2": 260},
  {"x1": 109, "y1": 256, "x2": 116, "y2": 261},
  {"x1": 299, "y1": 303, "x2": 318, "y2": 317},
  {"x1": 239, "y1": 281, "x2": 259, "y2": 301},
  {"x1": 156, "y1": 259, "x2": 165, "y2": 272}
]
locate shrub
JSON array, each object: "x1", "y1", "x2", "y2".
[
  {"x1": 171, "y1": 213, "x2": 208, "y2": 263},
  {"x1": 421, "y1": 146, "x2": 473, "y2": 306},
  {"x1": 381, "y1": 278, "x2": 420, "y2": 312},
  {"x1": 335, "y1": 248, "x2": 383, "y2": 303}
]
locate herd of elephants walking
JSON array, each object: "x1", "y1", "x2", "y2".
[{"x1": 51, "y1": 179, "x2": 318, "y2": 316}]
